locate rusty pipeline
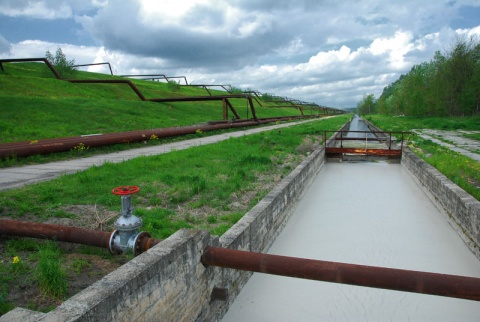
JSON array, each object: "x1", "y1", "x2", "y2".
[
  {"x1": 0, "y1": 121, "x2": 257, "y2": 158},
  {"x1": 201, "y1": 246, "x2": 480, "y2": 302},
  {"x1": 0, "y1": 116, "x2": 323, "y2": 159},
  {"x1": 120, "y1": 74, "x2": 189, "y2": 85},
  {"x1": 72, "y1": 62, "x2": 114, "y2": 75},
  {"x1": 0, "y1": 58, "x2": 60, "y2": 78},
  {"x1": 0, "y1": 219, "x2": 160, "y2": 256}
]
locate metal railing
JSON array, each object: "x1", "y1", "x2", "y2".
[{"x1": 324, "y1": 130, "x2": 411, "y2": 158}]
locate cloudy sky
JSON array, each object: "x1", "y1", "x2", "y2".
[{"x1": 1, "y1": 0, "x2": 480, "y2": 108}]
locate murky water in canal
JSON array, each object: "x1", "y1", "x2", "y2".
[{"x1": 223, "y1": 162, "x2": 480, "y2": 321}]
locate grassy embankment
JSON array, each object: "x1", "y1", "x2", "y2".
[
  {"x1": 0, "y1": 62, "x2": 350, "y2": 314},
  {"x1": 0, "y1": 62, "x2": 319, "y2": 167},
  {"x1": 366, "y1": 114, "x2": 480, "y2": 201}
]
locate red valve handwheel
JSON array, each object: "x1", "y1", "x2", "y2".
[{"x1": 112, "y1": 186, "x2": 140, "y2": 195}]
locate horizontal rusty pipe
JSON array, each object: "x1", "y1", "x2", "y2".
[
  {"x1": 0, "y1": 116, "x2": 322, "y2": 159},
  {"x1": 0, "y1": 219, "x2": 160, "y2": 255},
  {"x1": 201, "y1": 246, "x2": 480, "y2": 302},
  {"x1": 325, "y1": 147, "x2": 402, "y2": 157},
  {"x1": 72, "y1": 62, "x2": 114, "y2": 75},
  {"x1": 0, "y1": 121, "x2": 260, "y2": 158},
  {"x1": 120, "y1": 74, "x2": 189, "y2": 85},
  {"x1": 68, "y1": 79, "x2": 147, "y2": 101},
  {"x1": 0, "y1": 219, "x2": 112, "y2": 248},
  {"x1": 0, "y1": 58, "x2": 61, "y2": 79}
]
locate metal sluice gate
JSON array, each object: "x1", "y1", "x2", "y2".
[{"x1": 324, "y1": 130, "x2": 411, "y2": 160}]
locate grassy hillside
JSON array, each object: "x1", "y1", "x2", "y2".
[{"x1": 0, "y1": 62, "x2": 304, "y2": 143}]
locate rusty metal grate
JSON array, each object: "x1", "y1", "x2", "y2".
[{"x1": 324, "y1": 130, "x2": 412, "y2": 159}]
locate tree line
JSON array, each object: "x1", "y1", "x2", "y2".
[{"x1": 358, "y1": 36, "x2": 480, "y2": 116}]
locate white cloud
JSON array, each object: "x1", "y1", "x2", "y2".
[
  {"x1": 0, "y1": 0, "x2": 107, "y2": 19},
  {"x1": 0, "y1": 1, "x2": 72, "y2": 19},
  {"x1": 456, "y1": 25, "x2": 480, "y2": 37},
  {"x1": 303, "y1": 45, "x2": 354, "y2": 71},
  {"x1": 2, "y1": 25, "x2": 478, "y2": 108},
  {"x1": 1, "y1": 1, "x2": 480, "y2": 108},
  {"x1": 368, "y1": 31, "x2": 414, "y2": 69},
  {"x1": 0, "y1": 34, "x2": 11, "y2": 54}
]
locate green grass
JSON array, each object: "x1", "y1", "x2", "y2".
[
  {"x1": 365, "y1": 114, "x2": 480, "y2": 132},
  {"x1": 0, "y1": 238, "x2": 72, "y2": 314},
  {"x1": 0, "y1": 62, "x2": 310, "y2": 144},
  {"x1": 0, "y1": 61, "x2": 349, "y2": 314},
  {"x1": 0, "y1": 115, "x2": 349, "y2": 315},
  {"x1": 70, "y1": 258, "x2": 91, "y2": 274},
  {"x1": 366, "y1": 114, "x2": 480, "y2": 201},
  {"x1": 0, "y1": 61, "x2": 325, "y2": 169},
  {"x1": 0, "y1": 115, "x2": 350, "y2": 238},
  {"x1": 36, "y1": 242, "x2": 67, "y2": 299},
  {"x1": 463, "y1": 133, "x2": 480, "y2": 140}
]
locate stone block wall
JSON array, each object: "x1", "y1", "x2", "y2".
[
  {"x1": 211, "y1": 142, "x2": 330, "y2": 319},
  {"x1": 2, "y1": 229, "x2": 219, "y2": 322},
  {"x1": 401, "y1": 148, "x2": 480, "y2": 259}
]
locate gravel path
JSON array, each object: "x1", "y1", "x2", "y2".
[{"x1": 413, "y1": 129, "x2": 480, "y2": 162}]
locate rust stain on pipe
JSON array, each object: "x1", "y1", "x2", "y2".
[
  {"x1": 326, "y1": 147, "x2": 402, "y2": 156},
  {"x1": 0, "y1": 219, "x2": 112, "y2": 249},
  {"x1": 0, "y1": 219, "x2": 160, "y2": 254},
  {"x1": 201, "y1": 246, "x2": 480, "y2": 302},
  {"x1": 0, "y1": 116, "x2": 320, "y2": 159}
]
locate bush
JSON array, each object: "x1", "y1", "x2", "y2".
[
  {"x1": 36, "y1": 242, "x2": 67, "y2": 298},
  {"x1": 167, "y1": 80, "x2": 181, "y2": 91},
  {"x1": 45, "y1": 47, "x2": 77, "y2": 79}
]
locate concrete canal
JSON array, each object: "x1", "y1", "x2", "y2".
[{"x1": 223, "y1": 136, "x2": 480, "y2": 320}]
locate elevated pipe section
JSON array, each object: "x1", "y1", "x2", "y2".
[{"x1": 201, "y1": 246, "x2": 480, "y2": 302}]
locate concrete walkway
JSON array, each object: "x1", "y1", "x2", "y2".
[
  {"x1": 0, "y1": 119, "x2": 324, "y2": 191},
  {"x1": 413, "y1": 129, "x2": 480, "y2": 162}
]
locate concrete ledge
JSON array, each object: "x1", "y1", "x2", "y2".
[
  {"x1": 0, "y1": 308, "x2": 45, "y2": 322},
  {"x1": 1, "y1": 229, "x2": 219, "y2": 322},
  {"x1": 402, "y1": 148, "x2": 480, "y2": 259}
]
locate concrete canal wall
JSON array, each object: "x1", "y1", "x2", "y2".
[
  {"x1": 402, "y1": 148, "x2": 480, "y2": 259},
  {"x1": 3, "y1": 118, "x2": 480, "y2": 321}
]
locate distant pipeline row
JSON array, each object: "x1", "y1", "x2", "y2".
[{"x1": 0, "y1": 115, "x2": 321, "y2": 159}]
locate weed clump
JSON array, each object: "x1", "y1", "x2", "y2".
[{"x1": 36, "y1": 242, "x2": 67, "y2": 298}]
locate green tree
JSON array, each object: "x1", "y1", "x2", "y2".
[
  {"x1": 431, "y1": 37, "x2": 479, "y2": 116},
  {"x1": 376, "y1": 37, "x2": 480, "y2": 117},
  {"x1": 357, "y1": 93, "x2": 377, "y2": 115},
  {"x1": 45, "y1": 47, "x2": 77, "y2": 79},
  {"x1": 401, "y1": 63, "x2": 434, "y2": 116}
]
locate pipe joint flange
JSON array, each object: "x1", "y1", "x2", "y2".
[
  {"x1": 108, "y1": 230, "x2": 122, "y2": 255},
  {"x1": 133, "y1": 231, "x2": 152, "y2": 256}
]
